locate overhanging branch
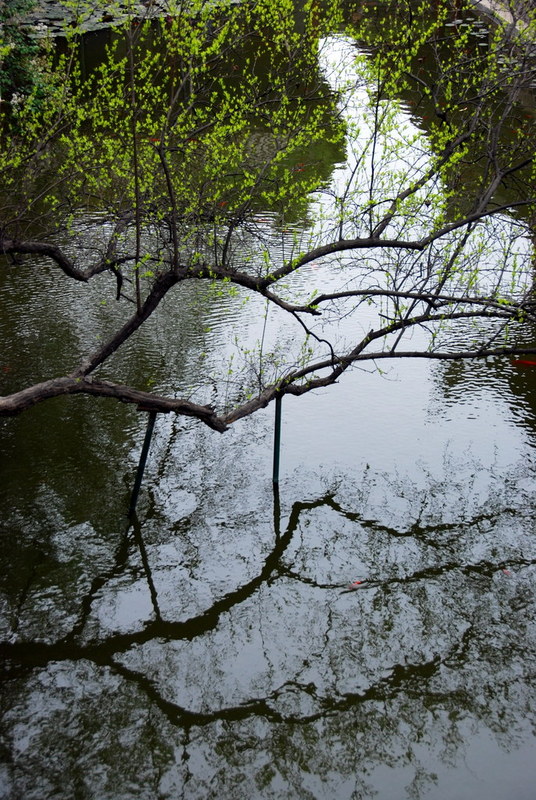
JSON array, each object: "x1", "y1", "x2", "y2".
[
  {"x1": 0, "y1": 376, "x2": 227, "y2": 431},
  {"x1": 0, "y1": 238, "x2": 132, "y2": 281}
]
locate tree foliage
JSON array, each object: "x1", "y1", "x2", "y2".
[
  {"x1": 0, "y1": 0, "x2": 42, "y2": 103},
  {"x1": 1, "y1": 0, "x2": 536, "y2": 429}
]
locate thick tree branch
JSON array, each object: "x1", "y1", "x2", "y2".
[
  {"x1": 0, "y1": 238, "x2": 132, "y2": 281},
  {"x1": 72, "y1": 270, "x2": 181, "y2": 377},
  {"x1": 0, "y1": 376, "x2": 227, "y2": 431}
]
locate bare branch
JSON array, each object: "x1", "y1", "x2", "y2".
[
  {"x1": 0, "y1": 376, "x2": 227, "y2": 431},
  {"x1": 1, "y1": 239, "x2": 132, "y2": 281},
  {"x1": 72, "y1": 270, "x2": 181, "y2": 377}
]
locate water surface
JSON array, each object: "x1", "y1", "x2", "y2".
[{"x1": 1, "y1": 10, "x2": 536, "y2": 800}]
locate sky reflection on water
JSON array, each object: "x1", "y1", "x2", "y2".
[{"x1": 1, "y1": 15, "x2": 536, "y2": 800}]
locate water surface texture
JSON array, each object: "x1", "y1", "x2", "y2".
[{"x1": 1, "y1": 8, "x2": 536, "y2": 800}]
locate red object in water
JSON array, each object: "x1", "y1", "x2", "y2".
[
  {"x1": 341, "y1": 579, "x2": 367, "y2": 593},
  {"x1": 502, "y1": 569, "x2": 513, "y2": 576},
  {"x1": 511, "y1": 359, "x2": 536, "y2": 367}
]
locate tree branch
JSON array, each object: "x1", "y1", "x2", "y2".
[
  {"x1": 0, "y1": 238, "x2": 131, "y2": 281},
  {"x1": 72, "y1": 270, "x2": 181, "y2": 377},
  {"x1": 0, "y1": 376, "x2": 227, "y2": 431}
]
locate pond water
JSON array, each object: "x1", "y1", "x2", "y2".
[{"x1": 1, "y1": 8, "x2": 536, "y2": 800}]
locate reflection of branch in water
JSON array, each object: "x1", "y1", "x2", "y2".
[
  {"x1": 95, "y1": 636, "x2": 451, "y2": 730},
  {"x1": 132, "y1": 516, "x2": 163, "y2": 623},
  {"x1": 2, "y1": 485, "x2": 534, "y2": 763},
  {"x1": 280, "y1": 557, "x2": 536, "y2": 593},
  {"x1": 8, "y1": 545, "x2": 48, "y2": 639},
  {"x1": 2, "y1": 486, "x2": 535, "y2": 800},
  {"x1": 3, "y1": 486, "x2": 534, "y2": 676},
  {"x1": 0, "y1": 492, "x2": 327, "y2": 673},
  {"x1": 57, "y1": 513, "x2": 163, "y2": 646},
  {"x1": 313, "y1": 492, "x2": 520, "y2": 547},
  {"x1": 63, "y1": 520, "x2": 134, "y2": 644},
  {"x1": 276, "y1": 490, "x2": 534, "y2": 589}
]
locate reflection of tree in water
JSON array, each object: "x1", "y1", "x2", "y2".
[
  {"x1": 1, "y1": 447, "x2": 535, "y2": 799},
  {"x1": 432, "y1": 348, "x2": 536, "y2": 443},
  {"x1": 346, "y1": 0, "x2": 536, "y2": 230}
]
